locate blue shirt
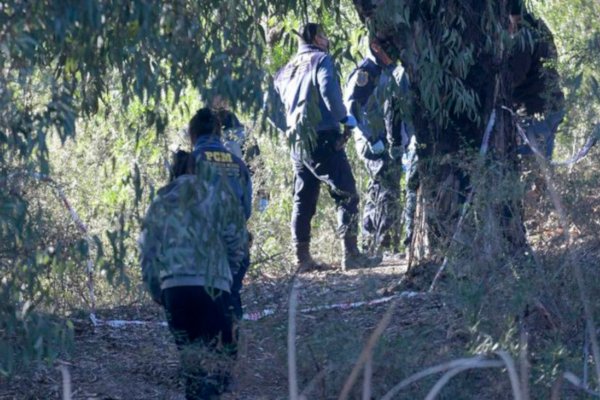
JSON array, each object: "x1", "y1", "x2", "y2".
[
  {"x1": 345, "y1": 57, "x2": 410, "y2": 148},
  {"x1": 273, "y1": 44, "x2": 347, "y2": 133},
  {"x1": 192, "y1": 135, "x2": 252, "y2": 219}
]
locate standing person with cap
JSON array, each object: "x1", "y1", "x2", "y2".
[{"x1": 271, "y1": 22, "x2": 381, "y2": 271}]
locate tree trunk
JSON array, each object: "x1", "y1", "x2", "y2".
[{"x1": 354, "y1": 0, "x2": 528, "y2": 267}]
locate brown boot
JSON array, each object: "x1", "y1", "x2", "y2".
[
  {"x1": 295, "y1": 242, "x2": 329, "y2": 272},
  {"x1": 342, "y1": 236, "x2": 382, "y2": 271}
]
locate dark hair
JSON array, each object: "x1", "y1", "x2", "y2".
[
  {"x1": 509, "y1": 0, "x2": 524, "y2": 15},
  {"x1": 298, "y1": 23, "x2": 323, "y2": 45},
  {"x1": 189, "y1": 107, "x2": 218, "y2": 142},
  {"x1": 169, "y1": 150, "x2": 195, "y2": 181}
]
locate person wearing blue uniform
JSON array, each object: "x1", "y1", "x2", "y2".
[
  {"x1": 345, "y1": 40, "x2": 411, "y2": 254},
  {"x1": 191, "y1": 108, "x2": 253, "y2": 319},
  {"x1": 210, "y1": 94, "x2": 261, "y2": 165},
  {"x1": 272, "y1": 23, "x2": 381, "y2": 271}
]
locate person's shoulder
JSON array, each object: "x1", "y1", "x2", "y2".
[
  {"x1": 348, "y1": 58, "x2": 379, "y2": 89},
  {"x1": 217, "y1": 109, "x2": 241, "y2": 128},
  {"x1": 359, "y1": 57, "x2": 379, "y2": 72},
  {"x1": 311, "y1": 49, "x2": 333, "y2": 66}
]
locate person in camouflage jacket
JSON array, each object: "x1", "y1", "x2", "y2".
[{"x1": 140, "y1": 107, "x2": 248, "y2": 400}]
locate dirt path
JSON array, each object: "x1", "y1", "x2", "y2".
[{"x1": 0, "y1": 256, "x2": 507, "y2": 399}]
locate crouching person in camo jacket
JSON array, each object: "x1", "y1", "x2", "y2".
[{"x1": 140, "y1": 108, "x2": 249, "y2": 399}]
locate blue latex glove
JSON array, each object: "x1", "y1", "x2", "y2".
[
  {"x1": 369, "y1": 140, "x2": 385, "y2": 155},
  {"x1": 341, "y1": 114, "x2": 358, "y2": 129}
]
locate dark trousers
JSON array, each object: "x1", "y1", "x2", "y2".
[
  {"x1": 230, "y1": 252, "x2": 250, "y2": 319},
  {"x1": 291, "y1": 133, "x2": 359, "y2": 243},
  {"x1": 362, "y1": 156, "x2": 403, "y2": 251},
  {"x1": 163, "y1": 286, "x2": 236, "y2": 400}
]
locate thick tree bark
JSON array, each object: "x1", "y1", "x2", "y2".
[{"x1": 354, "y1": 0, "x2": 527, "y2": 265}]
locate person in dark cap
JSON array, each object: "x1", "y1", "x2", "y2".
[
  {"x1": 270, "y1": 22, "x2": 381, "y2": 271},
  {"x1": 344, "y1": 39, "x2": 412, "y2": 255}
]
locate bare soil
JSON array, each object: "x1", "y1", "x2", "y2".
[
  {"x1": 0, "y1": 256, "x2": 449, "y2": 400},
  {"x1": 1, "y1": 242, "x2": 597, "y2": 400}
]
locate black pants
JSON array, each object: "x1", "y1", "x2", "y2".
[
  {"x1": 362, "y1": 155, "x2": 403, "y2": 251},
  {"x1": 291, "y1": 133, "x2": 359, "y2": 243},
  {"x1": 163, "y1": 286, "x2": 236, "y2": 400},
  {"x1": 230, "y1": 252, "x2": 250, "y2": 319}
]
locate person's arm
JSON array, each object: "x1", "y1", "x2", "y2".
[
  {"x1": 316, "y1": 55, "x2": 347, "y2": 123},
  {"x1": 263, "y1": 78, "x2": 288, "y2": 134},
  {"x1": 344, "y1": 67, "x2": 375, "y2": 141},
  {"x1": 221, "y1": 198, "x2": 249, "y2": 276},
  {"x1": 242, "y1": 164, "x2": 253, "y2": 220}
]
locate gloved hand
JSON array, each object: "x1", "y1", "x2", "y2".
[
  {"x1": 368, "y1": 140, "x2": 385, "y2": 156},
  {"x1": 341, "y1": 114, "x2": 358, "y2": 129},
  {"x1": 389, "y1": 145, "x2": 403, "y2": 160}
]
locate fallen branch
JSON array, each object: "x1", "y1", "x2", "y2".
[{"x1": 288, "y1": 280, "x2": 300, "y2": 400}]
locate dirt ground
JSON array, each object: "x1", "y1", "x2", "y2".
[
  {"x1": 0, "y1": 256, "x2": 451, "y2": 400},
  {"x1": 1, "y1": 245, "x2": 597, "y2": 400}
]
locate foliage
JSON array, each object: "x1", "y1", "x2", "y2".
[
  {"x1": 1, "y1": 1, "x2": 600, "y2": 398},
  {"x1": 0, "y1": 0, "x2": 367, "y2": 375},
  {"x1": 532, "y1": 0, "x2": 600, "y2": 154}
]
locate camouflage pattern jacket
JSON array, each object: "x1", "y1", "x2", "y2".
[{"x1": 139, "y1": 172, "x2": 248, "y2": 303}]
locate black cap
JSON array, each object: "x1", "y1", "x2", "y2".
[
  {"x1": 298, "y1": 23, "x2": 324, "y2": 45},
  {"x1": 509, "y1": 0, "x2": 524, "y2": 15}
]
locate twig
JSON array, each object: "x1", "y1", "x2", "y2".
[
  {"x1": 423, "y1": 361, "x2": 503, "y2": 400},
  {"x1": 58, "y1": 363, "x2": 72, "y2": 400},
  {"x1": 519, "y1": 326, "x2": 531, "y2": 400},
  {"x1": 338, "y1": 300, "x2": 398, "y2": 400},
  {"x1": 299, "y1": 364, "x2": 331, "y2": 400},
  {"x1": 362, "y1": 354, "x2": 373, "y2": 400},
  {"x1": 288, "y1": 279, "x2": 300, "y2": 400},
  {"x1": 584, "y1": 321, "x2": 590, "y2": 388},
  {"x1": 551, "y1": 124, "x2": 599, "y2": 166},
  {"x1": 496, "y1": 350, "x2": 524, "y2": 400}
]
